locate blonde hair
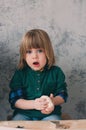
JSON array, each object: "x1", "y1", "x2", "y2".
[{"x1": 18, "y1": 29, "x2": 55, "y2": 69}]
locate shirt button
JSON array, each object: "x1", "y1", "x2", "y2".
[
  {"x1": 37, "y1": 73, "x2": 40, "y2": 76},
  {"x1": 38, "y1": 80, "x2": 40, "y2": 83},
  {"x1": 37, "y1": 87, "x2": 39, "y2": 90}
]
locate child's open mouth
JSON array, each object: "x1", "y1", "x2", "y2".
[{"x1": 33, "y1": 62, "x2": 39, "y2": 66}]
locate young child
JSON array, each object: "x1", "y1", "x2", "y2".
[{"x1": 9, "y1": 29, "x2": 68, "y2": 120}]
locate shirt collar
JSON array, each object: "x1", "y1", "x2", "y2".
[{"x1": 26, "y1": 64, "x2": 49, "y2": 73}]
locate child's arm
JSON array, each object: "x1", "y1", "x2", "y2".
[
  {"x1": 50, "y1": 93, "x2": 65, "y2": 106},
  {"x1": 9, "y1": 88, "x2": 48, "y2": 111},
  {"x1": 15, "y1": 98, "x2": 48, "y2": 111}
]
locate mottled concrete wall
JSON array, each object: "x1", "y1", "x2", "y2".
[{"x1": 0, "y1": 0, "x2": 86, "y2": 120}]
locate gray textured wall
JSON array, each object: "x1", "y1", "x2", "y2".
[{"x1": 0, "y1": 0, "x2": 86, "y2": 120}]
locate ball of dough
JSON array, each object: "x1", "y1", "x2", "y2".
[{"x1": 41, "y1": 95, "x2": 54, "y2": 111}]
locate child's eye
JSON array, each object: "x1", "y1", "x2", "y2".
[
  {"x1": 26, "y1": 50, "x2": 32, "y2": 54},
  {"x1": 37, "y1": 49, "x2": 43, "y2": 53}
]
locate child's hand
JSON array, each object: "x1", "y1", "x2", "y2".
[
  {"x1": 34, "y1": 98, "x2": 48, "y2": 110},
  {"x1": 40, "y1": 95, "x2": 54, "y2": 114}
]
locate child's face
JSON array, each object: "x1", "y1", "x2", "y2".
[{"x1": 25, "y1": 48, "x2": 47, "y2": 71}]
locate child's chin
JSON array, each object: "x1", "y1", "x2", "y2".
[
  {"x1": 33, "y1": 67, "x2": 44, "y2": 71},
  {"x1": 32, "y1": 68, "x2": 41, "y2": 71}
]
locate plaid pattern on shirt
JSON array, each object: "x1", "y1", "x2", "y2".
[{"x1": 9, "y1": 88, "x2": 23, "y2": 109}]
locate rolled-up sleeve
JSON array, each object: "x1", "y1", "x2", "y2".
[
  {"x1": 57, "y1": 91, "x2": 68, "y2": 102},
  {"x1": 9, "y1": 88, "x2": 24, "y2": 109}
]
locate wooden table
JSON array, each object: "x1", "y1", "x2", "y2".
[{"x1": 0, "y1": 120, "x2": 86, "y2": 130}]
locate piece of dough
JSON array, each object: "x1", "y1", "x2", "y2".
[{"x1": 41, "y1": 95, "x2": 54, "y2": 111}]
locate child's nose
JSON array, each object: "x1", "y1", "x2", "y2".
[{"x1": 32, "y1": 52, "x2": 38, "y2": 58}]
